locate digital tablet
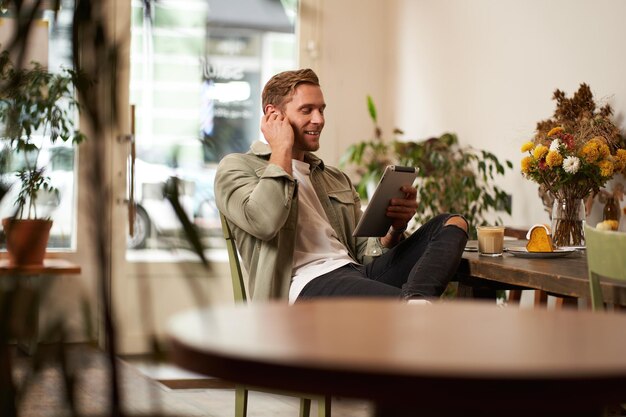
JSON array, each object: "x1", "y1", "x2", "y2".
[{"x1": 353, "y1": 165, "x2": 418, "y2": 237}]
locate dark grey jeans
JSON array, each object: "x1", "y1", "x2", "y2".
[{"x1": 297, "y1": 214, "x2": 468, "y2": 301}]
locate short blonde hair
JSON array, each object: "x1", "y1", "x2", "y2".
[{"x1": 261, "y1": 68, "x2": 320, "y2": 113}]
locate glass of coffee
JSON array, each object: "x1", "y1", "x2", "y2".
[{"x1": 476, "y1": 226, "x2": 505, "y2": 257}]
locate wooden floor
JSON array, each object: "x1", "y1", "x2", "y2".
[{"x1": 12, "y1": 345, "x2": 373, "y2": 417}]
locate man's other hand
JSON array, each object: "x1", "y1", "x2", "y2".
[{"x1": 386, "y1": 185, "x2": 418, "y2": 230}]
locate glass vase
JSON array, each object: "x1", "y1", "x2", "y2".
[{"x1": 551, "y1": 198, "x2": 586, "y2": 247}]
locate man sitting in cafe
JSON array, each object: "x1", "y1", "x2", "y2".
[{"x1": 214, "y1": 68, "x2": 468, "y2": 303}]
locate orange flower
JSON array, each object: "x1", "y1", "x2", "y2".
[
  {"x1": 614, "y1": 149, "x2": 626, "y2": 172},
  {"x1": 545, "y1": 150, "x2": 563, "y2": 167},
  {"x1": 598, "y1": 159, "x2": 614, "y2": 177},
  {"x1": 547, "y1": 126, "x2": 564, "y2": 137},
  {"x1": 589, "y1": 136, "x2": 610, "y2": 158},
  {"x1": 579, "y1": 141, "x2": 600, "y2": 163}
]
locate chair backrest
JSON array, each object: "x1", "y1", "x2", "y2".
[
  {"x1": 220, "y1": 212, "x2": 247, "y2": 303},
  {"x1": 585, "y1": 224, "x2": 626, "y2": 310},
  {"x1": 219, "y1": 215, "x2": 330, "y2": 417}
]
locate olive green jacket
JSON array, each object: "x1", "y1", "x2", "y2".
[{"x1": 214, "y1": 141, "x2": 383, "y2": 301}]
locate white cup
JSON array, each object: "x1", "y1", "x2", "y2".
[{"x1": 477, "y1": 226, "x2": 505, "y2": 257}]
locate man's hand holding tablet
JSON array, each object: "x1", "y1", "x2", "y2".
[{"x1": 353, "y1": 165, "x2": 418, "y2": 237}]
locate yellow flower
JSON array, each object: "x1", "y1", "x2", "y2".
[
  {"x1": 545, "y1": 150, "x2": 563, "y2": 167},
  {"x1": 587, "y1": 136, "x2": 610, "y2": 158},
  {"x1": 598, "y1": 159, "x2": 614, "y2": 177},
  {"x1": 547, "y1": 126, "x2": 564, "y2": 137},
  {"x1": 614, "y1": 149, "x2": 626, "y2": 172},
  {"x1": 521, "y1": 156, "x2": 533, "y2": 173},
  {"x1": 579, "y1": 141, "x2": 600, "y2": 163},
  {"x1": 598, "y1": 145, "x2": 610, "y2": 160},
  {"x1": 590, "y1": 136, "x2": 605, "y2": 144},
  {"x1": 532, "y1": 145, "x2": 548, "y2": 160},
  {"x1": 520, "y1": 141, "x2": 534, "y2": 153}
]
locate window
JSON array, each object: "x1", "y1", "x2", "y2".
[
  {"x1": 128, "y1": 0, "x2": 297, "y2": 256},
  {"x1": 0, "y1": 1, "x2": 79, "y2": 250}
]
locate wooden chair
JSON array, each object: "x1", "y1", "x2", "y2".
[
  {"x1": 220, "y1": 213, "x2": 331, "y2": 417},
  {"x1": 585, "y1": 224, "x2": 626, "y2": 311}
]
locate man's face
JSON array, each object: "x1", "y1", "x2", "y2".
[{"x1": 280, "y1": 83, "x2": 326, "y2": 154}]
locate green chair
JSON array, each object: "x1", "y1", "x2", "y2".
[
  {"x1": 220, "y1": 213, "x2": 331, "y2": 417},
  {"x1": 585, "y1": 224, "x2": 626, "y2": 311}
]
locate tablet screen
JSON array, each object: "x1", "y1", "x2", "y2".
[{"x1": 352, "y1": 165, "x2": 418, "y2": 237}]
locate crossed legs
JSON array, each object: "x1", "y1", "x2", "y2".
[{"x1": 297, "y1": 214, "x2": 468, "y2": 301}]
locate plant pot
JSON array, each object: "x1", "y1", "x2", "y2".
[{"x1": 2, "y1": 218, "x2": 52, "y2": 266}]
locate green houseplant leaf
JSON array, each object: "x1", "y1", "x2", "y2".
[
  {"x1": 0, "y1": 50, "x2": 85, "y2": 219},
  {"x1": 367, "y1": 94, "x2": 377, "y2": 123},
  {"x1": 341, "y1": 97, "x2": 512, "y2": 238}
]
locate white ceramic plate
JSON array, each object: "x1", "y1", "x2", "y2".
[
  {"x1": 505, "y1": 246, "x2": 576, "y2": 258},
  {"x1": 559, "y1": 246, "x2": 586, "y2": 251}
]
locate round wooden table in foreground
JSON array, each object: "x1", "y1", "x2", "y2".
[{"x1": 168, "y1": 299, "x2": 626, "y2": 417}]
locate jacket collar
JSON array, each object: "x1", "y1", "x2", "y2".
[{"x1": 249, "y1": 140, "x2": 325, "y2": 170}]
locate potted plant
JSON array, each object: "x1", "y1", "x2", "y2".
[
  {"x1": 340, "y1": 96, "x2": 513, "y2": 238},
  {"x1": 0, "y1": 3, "x2": 215, "y2": 417},
  {"x1": 0, "y1": 49, "x2": 85, "y2": 265}
]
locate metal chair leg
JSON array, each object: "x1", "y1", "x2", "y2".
[
  {"x1": 299, "y1": 397, "x2": 312, "y2": 417},
  {"x1": 235, "y1": 385, "x2": 248, "y2": 417},
  {"x1": 318, "y1": 396, "x2": 332, "y2": 417}
]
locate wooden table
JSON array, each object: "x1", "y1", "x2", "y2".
[
  {"x1": 0, "y1": 258, "x2": 81, "y2": 353},
  {"x1": 458, "y1": 240, "x2": 626, "y2": 305},
  {"x1": 168, "y1": 299, "x2": 626, "y2": 417},
  {"x1": 0, "y1": 257, "x2": 82, "y2": 417}
]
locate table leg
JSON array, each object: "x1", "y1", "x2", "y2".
[
  {"x1": 534, "y1": 290, "x2": 548, "y2": 306},
  {"x1": 554, "y1": 296, "x2": 579, "y2": 309},
  {"x1": 456, "y1": 282, "x2": 497, "y2": 300},
  {"x1": 507, "y1": 289, "x2": 522, "y2": 304}
]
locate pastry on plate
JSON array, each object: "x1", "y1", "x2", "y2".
[{"x1": 526, "y1": 224, "x2": 554, "y2": 252}]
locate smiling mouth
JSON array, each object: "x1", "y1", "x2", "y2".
[{"x1": 304, "y1": 131, "x2": 320, "y2": 136}]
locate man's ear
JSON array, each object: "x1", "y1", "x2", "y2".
[{"x1": 264, "y1": 104, "x2": 284, "y2": 115}]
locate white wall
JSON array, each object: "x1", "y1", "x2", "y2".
[
  {"x1": 389, "y1": 0, "x2": 626, "y2": 227},
  {"x1": 299, "y1": 0, "x2": 393, "y2": 165},
  {"x1": 299, "y1": 0, "x2": 626, "y2": 227}
]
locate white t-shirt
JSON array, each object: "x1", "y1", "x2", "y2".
[{"x1": 288, "y1": 159, "x2": 354, "y2": 303}]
